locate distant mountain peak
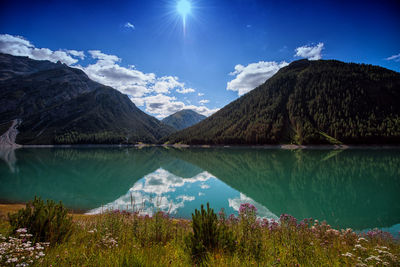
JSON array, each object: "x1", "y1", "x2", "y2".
[{"x1": 162, "y1": 109, "x2": 206, "y2": 131}]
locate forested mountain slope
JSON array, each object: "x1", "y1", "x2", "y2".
[{"x1": 165, "y1": 59, "x2": 400, "y2": 145}]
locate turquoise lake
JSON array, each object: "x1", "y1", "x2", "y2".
[{"x1": 0, "y1": 147, "x2": 399, "y2": 235}]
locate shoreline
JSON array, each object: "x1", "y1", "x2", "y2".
[
  {"x1": 0, "y1": 203, "x2": 191, "y2": 221},
  {"x1": 6, "y1": 143, "x2": 400, "y2": 149},
  {"x1": 0, "y1": 203, "x2": 95, "y2": 219},
  {"x1": 1, "y1": 202, "x2": 399, "y2": 236}
]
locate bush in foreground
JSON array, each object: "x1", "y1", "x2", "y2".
[{"x1": 8, "y1": 197, "x2": 73, "y2": 244}]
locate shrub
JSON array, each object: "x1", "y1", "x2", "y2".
[
  {"x1": 186, "y1": 203, "x2": 219, "y2": 262},
  {"x1": 186, "y1": 203, "x2": 236, "y2": 263},
  {"x1": 8, "y1": 196, "x2": 73, "y2": 245}
]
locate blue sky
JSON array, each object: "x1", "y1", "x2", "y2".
[{"x1": 1, "y1": 0, "x2": 399, "y2": 118}]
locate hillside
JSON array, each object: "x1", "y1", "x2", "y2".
[
  {"x1": 0, "y1": 53, "x2": 174, "y2": 145},
  {"x1": 165, "y1": 59, "x2": 400, "y2": 145},
  {"x1": 161, "y1": 109, "x2": 206, "y2": 130}
]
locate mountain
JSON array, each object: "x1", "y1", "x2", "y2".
[
  {"x1": 161, "y1": 109, "x2": 206, "y2": 130},
  {"x1": 168, "y1": 147, "x2": 400, "y2": 229},
  {"x1": 165, "y1": 59, "x2": 400, "y2": 145},
  {"x1": 0, "y1": 53, "x2": 174, "y2": 145}
]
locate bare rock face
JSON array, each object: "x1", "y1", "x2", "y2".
[{"x1": 0, "y1": 119, "x2": 21, "y2": 147}]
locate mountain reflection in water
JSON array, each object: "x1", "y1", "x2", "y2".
[{"x1": 0, "y1": 147, "x2": 399, "y2": 233}]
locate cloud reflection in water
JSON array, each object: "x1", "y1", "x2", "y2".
[
  {"x1": 88, "y1": 168, "x2": 214, "y2": 216},
  {"x1": 87, "y1": 167, "x2": 278, "y2": 220},
  {"x1": 229, "y1": 193, "x2": 278, "y2": 220}
]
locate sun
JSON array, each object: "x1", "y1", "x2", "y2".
[{"x1": 177, "y1": 0, "x2": 191, "y2": 18}]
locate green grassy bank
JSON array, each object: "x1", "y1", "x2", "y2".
[{"x1": 0, "y1": 199, "x2": 399, "y2": 266}]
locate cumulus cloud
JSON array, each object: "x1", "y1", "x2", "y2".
[
  {"x1": 132, "y1": 94, "x2": 218, "y2": 118},
  {"x1": 228, "y1": 193, "x2": 279, "y2": 219},
  {"x1": 227, "y1": 61, "x2": 289, "y2": 96},
  {"x1": 1, "y1": 33, "x2": 217, "y2": 119},
  {"x1": 200, "y1": 184, "x2": 210, "y2": 189},
  {"x1": 294, "y1": 42, "x2": 324, "y2": 60},
  {"x1": 199, "y1": 99, "x2": 209, "y2": 104},
  {"x1": 0, "y1": 34, "x2": 84, "y2": 65},
  {"x1": 152, "y1": 76, "x2": 184, "y2": 94},
  {"x1": 385, "y1": 53, "x2": 400, "y2": 62},
  {"x1": 176, "y1": 87, "x2": 195, "y2": 94},
  {"x1": 88, "y1": 168, "x2": 214, "y2": 216},
  {"x1": 81, "y1": 52, "x2": 216, "y2": 117},
  {"x1": 197, "y1": 92, "x2": 204, "y2": 96},
  {"x1": 124, "y1": 22, "x2": 135, "y2": 30},
  {"x1": 66, "y1": 50, "x2": 85, "y2": 60},
  {"x1": 80, "y1": 50, "x2": 155, "y2": 97}
]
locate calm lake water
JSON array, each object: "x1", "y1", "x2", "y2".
[{"x1": 1, "y1": 147, "x2": 399, "y2": 235}]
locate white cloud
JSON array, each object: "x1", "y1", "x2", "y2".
[
  {"x1": 199, "y1": 99, "x2": 209, "y2": 105},
  {"x1": 142, "y1": 94, "x2": 181, "y2": 116},
  {"x1": 0, "y1": 34, "x2": 84, "y2": 65},
  {"x1": 176, "y1": 195, "x2": 195, "y2": 202},
  {"x1": 66, "y1": 50, "x2": 85, "y2": 60},
  {"x1": 88, "y1": 50, "x2": 120, "y2": 63},
  {"x1": 152, "y1": 76, "x2": 184, "y2": 94},
  {"x1": 294, "y1": 42, "x2": 324, "y2": 60},
  {"x1": 176, "y1": 87, "x2": 195, "y2": 94},
  {"x1": 79, "y1": 50, "x2": 155, "y2": 97},
  {"x1": 134, "y1": 94, "x2": 218, "y2": 119},
  {"x1": 227, "y1": 61, "x2": 289, "y2": 96},
  {"x1": 197, "y1": 92, "x2": 204, "y2": 96},
  {"x1": 81, "y1": 53, "x2": 196, "y2": 99},
  {"x1": 80, "y1": 51, "x2": 215, "y2": 117},
  {"x1": 124, "y1": 22, "x2": 135, "y2": 30},
  {"x1": 200, "y1": 184, "x2": 210, "y2": 189},
  {"x1": 385, "y1": 53, "x2": 400, "y2": 62},
  {"x1": 0, "y1": 34, "x2": 218, "y2": 119},
  {"x1": 88, "y1": 168, "x2": 214, "y2": 216},
  {"x1": 228, "y1": 193, "x2": 279, "y2": 219}
]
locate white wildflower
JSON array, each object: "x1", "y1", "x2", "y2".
[
  {"x1": 354, "y1": 244, "x2": 366, "y2": 251},
  {"x1": 341, "y1": 252, "x2": 354, "y2": 258},
  {"x1": 365, "y1": 255, "x2": 382, "y2": 262}
]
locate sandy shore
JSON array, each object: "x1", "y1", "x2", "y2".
[
  {"x1": 0, "y1": 203, "x2": 26, "y2": 217},
  {"x1": 0, "y1": 203, "x2": 94, "y2": 220}
]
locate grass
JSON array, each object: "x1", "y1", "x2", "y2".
[{"x1": 0, "y1": 203, "x2": 399, "y2": 266}]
